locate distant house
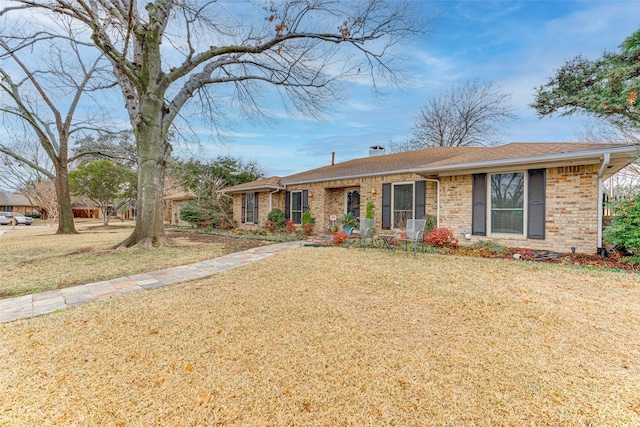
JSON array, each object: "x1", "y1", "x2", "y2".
[
  {"x1": 0, "y1": 189, "x2": 40, "y2": 216},
  {"x1": 222, "y1": 142, "x2": 637, "y2": 254},
  {"x1": 164, "y1": 191, "x2": 195, "y2": 226},
  {"x1": 71, "y1": 196, "x2": 100, "y2": 219}
]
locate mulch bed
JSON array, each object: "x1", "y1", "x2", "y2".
[
  {"x1": 175, "y1": 230, "x2": 640, "y2": 274},
  {"x1": 453, "y1": 246, "x2": 640, "y2": 273}
]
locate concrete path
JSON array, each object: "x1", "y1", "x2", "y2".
[{"x1": 0, "y1": 241, "x2": 303, "y2": 324}]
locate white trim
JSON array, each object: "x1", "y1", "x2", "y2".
[
  {"x1": 289, "y1": 190, "x2": 303, "y2": 225},
  {"x1": 487, "y1": 171, "x2": 527, "y2": 238},
  {"x1": 243, "y1": 192, "x2": 256, "y2": 224},
  {"x1": 343, "y1": 187, "x2": 360, "y2": 215},
  {"x1": 391, "y1": 181, "x2": 415, "y2": 229}
]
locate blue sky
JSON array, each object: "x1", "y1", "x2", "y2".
[{"x1": 205, "y1": 1, "x2": 640, "y2": 177}]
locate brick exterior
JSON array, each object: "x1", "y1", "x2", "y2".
[
  {"x1": 437, "y1": 165, "x2": 600, "y2": 254},
  {"x1": 232, "y1": 164, "x2": 602, "y2": 254}
]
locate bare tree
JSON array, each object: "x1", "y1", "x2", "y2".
[
  {"x1": 2, "y1": 0, "x2": 423, "y2": 248},
  {"x1": 22, "y1": 179, "x2": 58, "y2": 226},
  {"x1": 390, "y1": 80, "x2": 516, "y2": 152},
  {"x1": 0, "y1": 141, "x2": 52, "y2": 191},
  {"x1": 0, "y1": 19, "x2": 116, "y2": 234}
]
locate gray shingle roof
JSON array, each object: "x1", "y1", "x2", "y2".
[
  {"x1": 0, "y1": 189, "x2": 35, "y2": 207},
  {"x1": 222, "y1": 142, "x2": 636, "y2": 193}
]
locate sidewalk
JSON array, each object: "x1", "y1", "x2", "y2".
[{"x1": 0, "y1": 241, "x2": 303, "y2": 324}]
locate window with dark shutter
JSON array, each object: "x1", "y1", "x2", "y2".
[
  {"x1": 382, "y1": 183, "x2": 391, "y2": 229},
  {"x1": 472, "y1": 174, "x2": 487, "y2": 236},
  {"x1": 415, "y1": 180, "x2": 426, "y2": 220},
  {"x1": 302, "y1": 190, "x2": 308, "y2": 212},
  {"x1": 253, "y1": 192, "x2": 259, "y2": 223},
  {"x1": 285, "y1": 191, "x2": 290, "y2": 220},
  {"x1": 528, "y1": 169, "x2": 546, "y2": 239},
  {"x1": 241, "y1": 193, "x2": 246, "y2": 224}
]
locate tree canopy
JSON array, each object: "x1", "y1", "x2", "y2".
[
  {"x1": 170, "y1": 156, "x2": 265, "y2": 228},
  {"x1": 68, "y1": 160, "x2": 137, "y2": 226},
  {"x1": 532, "y1": 28, "x2": 640, "y2": 129},
  {"x1": 2, "y1": 0, "x2": 423, "y2": 248}
]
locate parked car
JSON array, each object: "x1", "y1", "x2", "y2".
[{"x1": 0, "y1": 212, "x2": 34, "y2": 225}]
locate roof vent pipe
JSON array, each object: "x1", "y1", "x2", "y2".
[
  {"x1": 332, "y1": 152, "x2": 335, "y2": 165},
  {"x1": 369, "y1": 145, "x2": 385, "y2": 157}
]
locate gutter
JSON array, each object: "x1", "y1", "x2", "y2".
[
  {"x1": 422, "y1": 145, "x2": 634, "y2": 175},
  {"x1": 269, "y1": 188, "x2": 281, "y2": 212},
  {"x1": 597, "y1": 153, "x2": 611, "y2": 253}
]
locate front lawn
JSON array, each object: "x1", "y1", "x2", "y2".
[
  {"x1": 1, "y1": 247, "x2": 638, "y2": 425},
  {"x1": 0, "y1": 222, "x2": 269, "y2": 299}
]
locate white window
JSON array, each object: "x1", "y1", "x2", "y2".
[
  {"x1": 392, "y1": 182, "x2": 413, "y2": 229},
  {"x1": 243, "y1": 193, "x2": 256, "y2": 223},
  {"x1": 290, "y1": 191, "x2": 302, "y2": 224},
  {"x1": 489, "y1": 172, "x2": 525, "y2": 235}
]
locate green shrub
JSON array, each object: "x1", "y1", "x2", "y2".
[
  {"x1": 365, "y1": 199, "x2": 375, "y2": 219},
  {"x1": 423, "y1": 215, "x2": 437, "y2": 233},
  {"x1": 302, "y1": 206, "x2": 314, "y2": 225},
  {"x1": 179, "y1": 204, "x2": 204, "y2": 224},
  {"x1": 266, "y1": 208, "x2": 286, "y2": 229},
  {"x1": 603, "y1": 195, "x2": 640, "y2": 250}
]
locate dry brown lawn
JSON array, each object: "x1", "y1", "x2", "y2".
[
  {"x1": 0, "y1": 220, "x2": 266, "y2": 299},
  {"x1": 1, "y1": 246, "x2": 639, "y2": 426}
]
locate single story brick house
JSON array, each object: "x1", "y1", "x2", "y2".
[
  {"x1": 0, "y1": 189, "x2": 40, "y2": 216},
  {"x1": 222, "y1": 143, "x2": 636, "y2": 254}
]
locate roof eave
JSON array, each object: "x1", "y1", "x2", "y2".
[
  {"x1": 220, "y1": 185, "x2": 287, "y2": 194},
  {"x1": 284, "y1": 168, "x2": 426, "y2": 186},
  {"x1": 418, "y1": 145, "x2": 637, "y2": 175}
]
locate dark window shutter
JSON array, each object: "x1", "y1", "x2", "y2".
[
  {"x1": 382, "y1": 183, "x2": 391, "y2": 229},
  {"x1": 253, "y1": 192, "x2": 259, "y2": 223},
  {"x1": 241, "y1": 193, "x2": 246, "y2": 224},
  {"x1": 302, "y1": 190, "x2": 309, "y2": 212},
  {"x1": 415, "y1": 180, "x2": 426, "y2": 220},
  {"x1": 528, "y1": 169, "x2": 546, "y2": 239},
  {"x1": 472, "y1": 174, "x2": 486, "y2": 236},
  {"x1": 285, "y1": 191, "x2": 290, "y2": 220}
]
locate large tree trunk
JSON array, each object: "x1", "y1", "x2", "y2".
[
  {"x1": 54, "y1": 161, "x2": 78, "y2": 234},
  {"x1": 116, "y1": 94, "x2": 172, "y2": 248}
]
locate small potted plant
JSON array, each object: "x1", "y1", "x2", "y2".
[{"x1": 338, "y1": 212, "x2": 358, "y2": 235}]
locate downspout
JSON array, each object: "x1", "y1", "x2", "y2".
[
  {"x1": 425, "y1": 178, "x2": 440, "y2": 228},
  {"x1": 597, "y1": 153, "x2": 610, "y2": 253},
  {"x1": 269, "y1": 188, "x2": 280, "y2": 213}
]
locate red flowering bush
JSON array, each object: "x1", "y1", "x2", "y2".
[
  {"x1": 424, "y1": 227, "x2": 458, "y2": 248},
  {"x1": 285, "y1": 219, "x2": 296, "y2": 232},
  {"x1": 332, "y1": 231, "x2": 349, "y2": 245},
  {"x1": 262, "y1": 220, "x2": 277, "y2": 232}
]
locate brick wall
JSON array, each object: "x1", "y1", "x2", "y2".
[
  {"x1": 233, "y1": 164, "x2": 601, "y2": 253},
  {"x1": 438, "y1": 165, "x2": 600, "y2": 254}
]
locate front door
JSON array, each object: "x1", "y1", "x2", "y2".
[{"x1": 345, "y1": 188, "x2": 361, "y2": 219}]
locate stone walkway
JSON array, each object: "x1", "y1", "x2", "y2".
[{"x1": 0, "y1": 241, "x2": 303, "y2": 324}]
